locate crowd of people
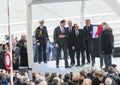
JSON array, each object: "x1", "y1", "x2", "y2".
[
  {"x1": 0, "y1": 64, "x2": 120, "y2": 85},
  {"x1": 0, "y1": 34, "x2": 28, "y2": 70}
]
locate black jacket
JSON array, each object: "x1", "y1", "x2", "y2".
[
  {"x1": 73, "y1": 29, "x2": 86, "y2": 51},
  {"x1": 66, "y1": 27, "x2": 74, "y2": 47},
  {"x1": 83, "y1": 25, "x2": 94, "y2": 51},
  {"x1": 53, "y1": 26, "x2": 68, "y2": 47},
  {"x1": 101, "y1": 29, "x2": 114, "y2": 54},
  {"x1": 83, "y1": 25, "x2": 93, "y2": 40},
  {"x1": 35, "y1": 26, "x2": 49, "y2": 44}
]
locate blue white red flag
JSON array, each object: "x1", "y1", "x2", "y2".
[{"x1": 92, "y1": 25, "x2": 102, "y2": 38}]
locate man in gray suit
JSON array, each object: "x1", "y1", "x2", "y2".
[
  {"x1": 12, "y1": 40, "x2": 20, "y2": 70},
  {"x1": 53, "y1": 20, "x2": 70, "y2": 68}
]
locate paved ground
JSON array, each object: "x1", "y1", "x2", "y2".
[{"x1": 32, "y1": 57, "x2": 120, "y2": 75}]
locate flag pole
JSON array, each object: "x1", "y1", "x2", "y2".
[{"x1": 7, "y1": 0, "x2": 13, "y2": 84}]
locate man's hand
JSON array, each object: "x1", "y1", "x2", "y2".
[
  {"x1": 14, "y1": 57, "x2": 17, "y2": 60},
  {"x1": 72, "y1": 46, "x2": 75, "y2": 50},
  {"x1": 90, "y1": 31, "x2": 92, "y2": 34},
  {"x1": 55, "y1": 43, "x2": 59, "y2": 48},
  {"x1": 37, "y1": 42, "x2": 40, "y2": 46},
  {"x1": 59, "y1": 34, "x2": 65, "y2": 38}
]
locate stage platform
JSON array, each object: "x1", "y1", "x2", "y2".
[{"x1": 32, "y1": 57, "x2": 120, "y2": 75}]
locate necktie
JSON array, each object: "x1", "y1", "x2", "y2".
[
  {"x1": 69, "y1": 28, "x2": 72, "y2": 32},
  {"x1": 76, "y1": 30, "x2": 79, "y2": 36},
  {"x1": 62, "y1": 27, "x2": 64, "y2": 33},
  {"x1": 13, "y1": 47, "x2": 16, "y2": 51},
  {"x1": 76, "y1": 30, "x2": 77, "y2": 36},
  {"x1": 87, "y1": 27, "x2": 89, "y2": 30}
]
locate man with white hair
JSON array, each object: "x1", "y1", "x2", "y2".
[
  {"x1": 105, "y1": 78, "x2": 112, "y2": 85},
  {"x1": 40, "y1": 80, "x2": 48, "y2": 85},
  {"x1": 101, "y1": 22, "x2": 114, "y2": 71},
  {"x1": 83, "y1": 19, "x2": 95, "y2": 67},
  {"x1": 82, "y1": 78, "x2": 92, "y2": 85}
]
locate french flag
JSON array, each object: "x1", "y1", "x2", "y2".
[{"x1": 92, "y1": 25, "x2": 102, "y2": 38}]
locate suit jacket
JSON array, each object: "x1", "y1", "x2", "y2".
[
  {"x1": 73, "y1": 29, "x2": 86, "y2": 51},
  {"x1": 12, "y1": 46, "x2": 20, "y2": 70},
  {"x1": 83, "y1": 24, "x2": 93, "y2": 40},
  {"x1": 35, "y1": 26, "x2": 49, "y2": 44},
  {"x1": 66, "y1": 27, "x2": 74, "y2": 47},
  {"x1": 53, "y1": 26, "x2": 68, "y2": 47}
]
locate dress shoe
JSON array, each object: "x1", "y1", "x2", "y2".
[
  {"x1": 38, "y1": 62, "x2": 41, "y2": 64},
  {"x1": 71, "y1": 63, "x2": 75, "y2": 66},
  {"x1": 75, "y1": 65, "x2": 80, "y2": 67},
  {"x1": 80, "y1": 64, "x2": 85, "y2": 67},
  {"x1": 65, "y1": 66, "x2": 71, "y2": 68},
  {"x1": 44, "y1": 61, "x2": 47, "y2": 63},
  {"x1": 56, "y1": 65, "x2": 59, "y2": 68},
  {"x1": 102, "y1": 68, "x2": 108, "y2": 72},
  {"x1": 86, "y1": 62, "x2": 90, "y2": 64}
]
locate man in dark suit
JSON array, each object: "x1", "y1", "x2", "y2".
[
  {"x1": 53, "y1": 20, "x2": 70, "y2": 68},
  {"x1": 66, "y1": 20, "x2": 75, "y2": 66},
  {"x1": 73, "y1": 24, "x2": 86, "y2": 67},
  {"x1": 35, "y1": 20, "x2": 49, "y2": 63},
  {"x1": 83, "y1": 19, "x2": 95, "y2": 66}
]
